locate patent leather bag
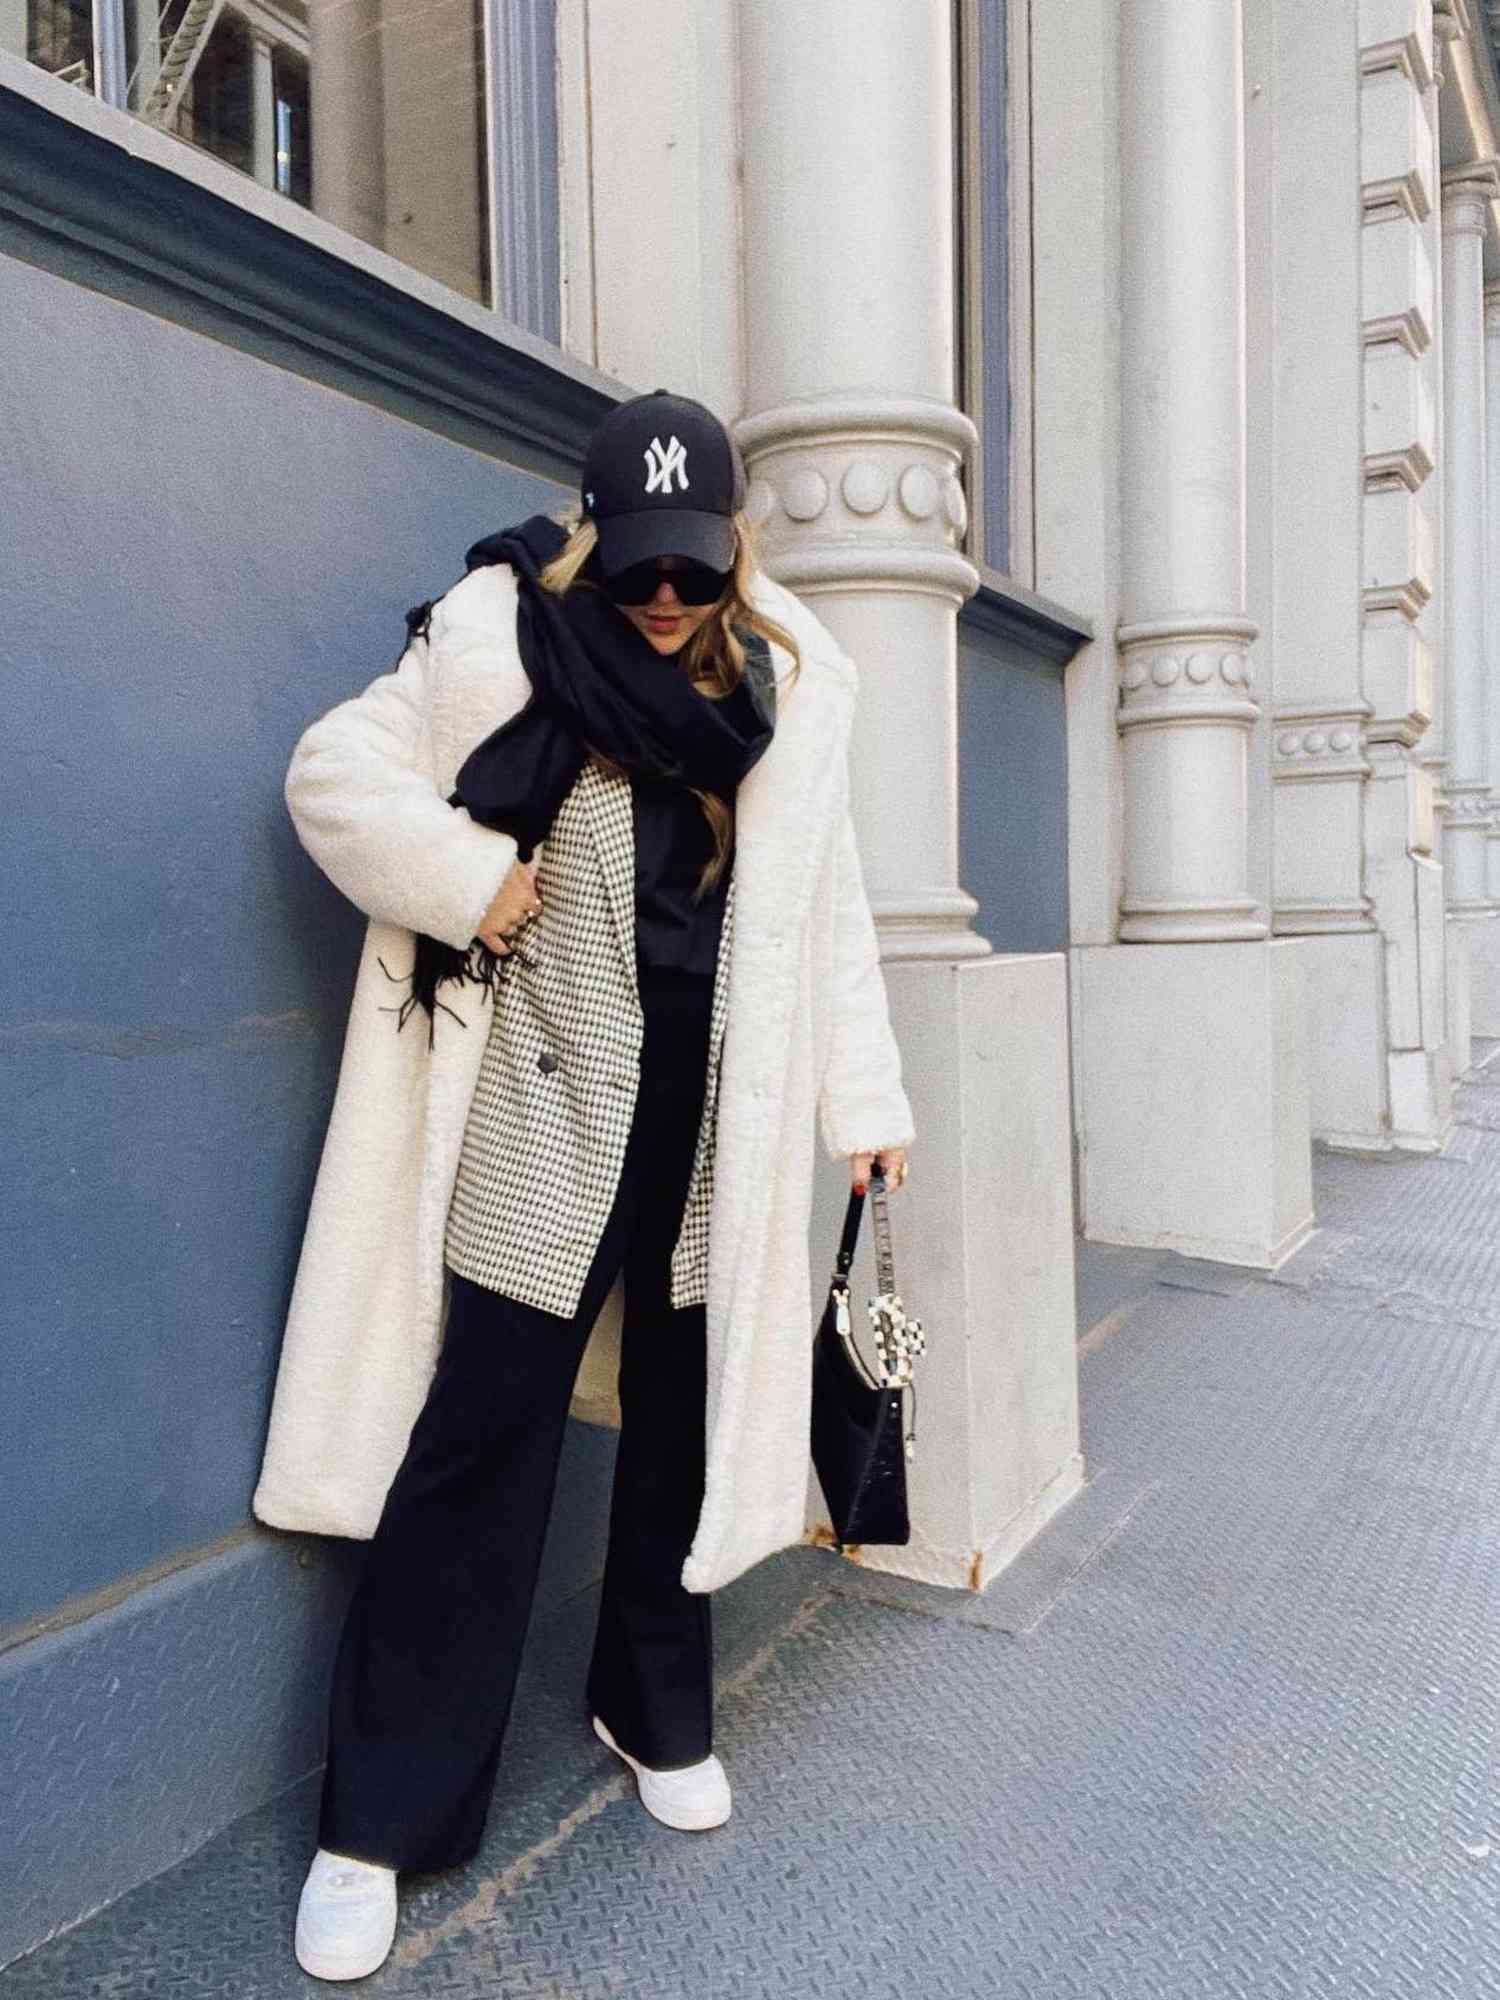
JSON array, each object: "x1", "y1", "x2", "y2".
[{"x1": 810, "y1": 1164, "x2": 927, "y2": 1550}]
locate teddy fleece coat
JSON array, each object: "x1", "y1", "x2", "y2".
[{"x1": 250, "y1": 559, "x2": 916, "y2": 1595}]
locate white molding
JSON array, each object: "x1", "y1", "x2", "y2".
[
  {"x1": 953, "y1": 0, "x2": 1029, "y2": 585},
  {"x1": 554, "y1": 0, "x2": 595, "y2": 366},
  {"x1": 1007, "y1": 0, "x2": 1036, "y2": 589}
]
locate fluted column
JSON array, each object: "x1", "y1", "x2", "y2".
[
  {"x1": 1116, "y1": 0, "x2": 1262, "y2": 942},
  {"x1": 1439, "y1": 166, "x2": 1500, "y2": 911},
  {"x1": 735, "y1": 0, "x2": 984, "y2": 960}
]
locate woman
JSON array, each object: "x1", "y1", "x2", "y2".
[{"x1": 253, "y1": 389, "x2": 915, "y2": 1980}]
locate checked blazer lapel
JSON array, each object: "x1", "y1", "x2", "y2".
[{"x1": 577, "y1": 758, "x2": 640, "y2": 1012}]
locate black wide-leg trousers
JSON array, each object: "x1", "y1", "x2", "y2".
[{"x1": 316, "y1": 963, "x2": 718, "y2": 1874}]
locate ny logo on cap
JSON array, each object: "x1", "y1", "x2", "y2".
[{"x1": 643, "y1": 434, "x2": 690, "y2": 496}]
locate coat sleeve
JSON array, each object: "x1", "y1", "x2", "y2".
[
  {"x1": 283, "y1": 599, "x2": 519, "y2": 951},
  {"x1": 816, "y1": 798, "x2": 917, "y2": 1162}
]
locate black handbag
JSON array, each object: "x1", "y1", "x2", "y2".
[{"x1": 810, "y1": 1163, "x2": 927, "y2": 1550}]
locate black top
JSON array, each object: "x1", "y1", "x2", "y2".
[
  {"x1": 631, "y1": 775, "x2": 733, "y2": 978},
  {"x1": 630, "y1": 651, "x2": 774, "y2": 978}
]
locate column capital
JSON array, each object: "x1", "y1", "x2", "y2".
[{"x1": 1439, "y1": 160, "x2": 1500, "y2": 228}]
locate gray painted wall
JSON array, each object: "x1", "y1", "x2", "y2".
[
  {"x1": 0, "y1": 248, "x2": 564, "y2": 1632},
  {"x1": 957, "y1": 622, "x2": 1070, "y2": 955}
]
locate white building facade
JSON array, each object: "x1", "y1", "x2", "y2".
[
  {"x1": 1063, "y1": 0, "x2": 1500, "y2": 1268},
  {"x1": 6, "y1": 0, "x2": 1500, "y2": 1947}
]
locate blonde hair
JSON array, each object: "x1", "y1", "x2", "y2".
[{"x1": 536, "y1": 504, "x2": 802, "y2": 899}]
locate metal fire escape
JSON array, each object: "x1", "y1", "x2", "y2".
[{"x1": 128, "y1": 0, "x2": 230, "y2": 127}]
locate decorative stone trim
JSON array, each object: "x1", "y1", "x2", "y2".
[
  {"x1": 766, "y1": 541, "x2": 981, "y2": 605},
  {"x1": 1272, "y1": 901, "x2": 1378, "y2": 935},
  {"x1": 1358, "y1": 25, "x2": 1434, "y2": 97},
  {"x1": 734, "y1": 393, "x2": 980, "y2": 602},
  {"x1": 1272, "y1": 724, "x2": 1368, "y2": 776},
  {"x1": 1271, "y1": 705, "x2": 1374, "y2": 782},
  {"x1": 1362, "y1": 305, "x2": 1431, "y2": 359},
  {"x1": 1443, "y1": 789, "x2": 1500, "y2": 822},
  {"x1": 1363, "y1": 438, "x2": 1436, "y2": 491},
  {"x1": 1115, "y1": 619, "x2": 1261, "y2": 732},
  {"x1": 1361, "y1": 575, "x2": 1432, "y2": 622},
  {"x1": 1359, "y1": 18, "x2": 1435, "y2": 224},
  {"x1": 736, "y1": 390, "x2": 977, "y2": 458},
  {"x1": 1117, "y1": 896, "x2": 1265, "y2": 943}
]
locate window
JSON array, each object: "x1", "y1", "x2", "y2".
[
  {"x1": 8, "y1": 0, "x2": 494, "y2": 306},
  {"x1": 953, "y1": 0, "x2": 1032, "y2": 584}
]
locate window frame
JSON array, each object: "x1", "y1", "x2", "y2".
[
  {"x1": 953, "y1": 0, "x2": 1034, "y2": 590},
  {"x1": 0, "y1": 8, "x2": 607, "y2": 476},
  {"x1": 79, "y1": 0, "x2": 552, "y2": 329}
]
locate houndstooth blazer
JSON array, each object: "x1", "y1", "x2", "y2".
[{"x1": 442, "y1": 642, "x2": 774, "y2": 1318}]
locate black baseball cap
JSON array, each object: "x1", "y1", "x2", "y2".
[{"x1": 580, "y1": 388, "x2": 746, "y2": 577}]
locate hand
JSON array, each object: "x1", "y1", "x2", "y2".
[
  {"x1": 476, "y1": 857, "x2": 542, "y2": 956},
  {"x1": 849, "y1": 1145, "x2": 909, "y2": 1195}
]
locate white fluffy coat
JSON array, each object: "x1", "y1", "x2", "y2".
[{"x1": 251, "y1": 561, "x2": 915, "y2": 1593}]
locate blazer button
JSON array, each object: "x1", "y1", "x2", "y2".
[{"x1": 537, "y1": 1050, "x2": 560, "y2": 1073}]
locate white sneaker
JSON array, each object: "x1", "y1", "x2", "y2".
[
  {"x1": 294, "y1": 1846, "x2": 399, "y2": 1982},
  {"x1": 592, "y1": 1713, "x2": 732, "y2": 1829}
]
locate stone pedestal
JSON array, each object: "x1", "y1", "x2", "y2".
[
  {"x1": 1465, "y1": 917, "x2": 1500, "y2": 1039},
  {"x1": 803, "y1": 953, "x2": 1084, "y2": 1590},
  {"x1": 1446, "y1": 913, "x2": 1482, "y2": 1062},
  {"x1": 1073, "y1": 939, "x2": 1314, "y2": 1268},
  {"x1": 1295, "y1": 932, "x2": 1388, "y2": 1150}
]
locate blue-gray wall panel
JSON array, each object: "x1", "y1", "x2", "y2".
[
  {"x1": 957, "y1": 624, "x2": 1069, "y2": 955},
  {"x1": 0, "y1": 247, "x2": 563, "y2": 1629}
]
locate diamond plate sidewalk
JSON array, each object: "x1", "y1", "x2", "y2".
[{"x1": 10, "y1": 1054, "x2": 1500, "y2": 1997}]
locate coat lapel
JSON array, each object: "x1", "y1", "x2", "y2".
[{"x1": 578, "y1": 759, "x2": 640, "y2": 1011}]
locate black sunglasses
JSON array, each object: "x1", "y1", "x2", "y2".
[{"x1": 600, "y1": 555, "x2": 732, "y2": 607}]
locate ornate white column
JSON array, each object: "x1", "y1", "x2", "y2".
[
  {"x1": 1116, "y1": 0, "x2": 1262, "y2": 943},
  {"x1": 734, "y1": 30, "x2": 986, "y2": 961},
  {"x1": 1486, "y1": 283, "x2": 1500, "y2": 903},
  {"x1": 735, "y1": 0, "x2": 1083, "y2": 1590},
  {"x1": 1071, "y1": 0, "x2": 1312, "y2": 1270},
  {"x1": 1439, "y1": 166, "x2": 1500, "y2": 914}
]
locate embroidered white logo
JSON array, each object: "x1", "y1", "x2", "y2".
[
  {"x1": 642, "y1": 434, "x2": 690, "y2": 495},
  {"x1": 585, "y1": 490, "x2": 595, "y2": 508}
]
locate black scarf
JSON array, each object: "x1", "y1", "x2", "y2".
[{"x1": 388, "y1": 511, "x2": 775, "y2": 1044}]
